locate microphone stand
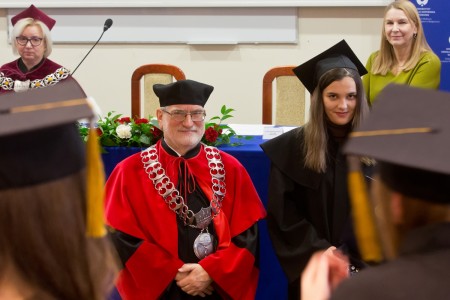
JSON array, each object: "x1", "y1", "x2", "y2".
[{"x1": 71, "y1": 20, "x2": 112, "y2": 75}]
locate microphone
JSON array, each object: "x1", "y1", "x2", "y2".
[
  {"x1": 104, "y1": 18, "x2": 113, "y2": 31},
  {"x1": 71, "y1": 19, "x2": 113, "y2": 75}
]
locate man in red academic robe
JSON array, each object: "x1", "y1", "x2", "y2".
[{"x1": 105, "y1": 79, "x2": 266, "y2": 299}]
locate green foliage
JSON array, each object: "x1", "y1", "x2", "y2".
[
  {"x1": 79, "y1": 106, "x2": 250, "y2": 149},
  {"x1": 78, "y1": 112, "x2": 162, "y2": 148},
  {"x1": 202, "y1": 105, "x2": 249, "y2": 147}
]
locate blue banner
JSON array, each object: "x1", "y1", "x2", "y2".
[{"x1": 414, "y1": 0, "x2": 450, "y2": 92}]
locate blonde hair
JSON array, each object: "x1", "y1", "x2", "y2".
[
  {"x1": 372, "y1": 0, "x2": 433, "y2": 75},
  {"x1": 11, "y1": 18, "x2": 53, "y2": 58},
  {"x1": 303, "y1": 68, "x2": 369, "y2": 173}
]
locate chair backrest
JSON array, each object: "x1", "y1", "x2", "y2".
[
  {"x1": 131, "y1": 64, "x2": 186, "y2": 118},
  {"x1": 262, "y1": 66, "x2": 306, "y2": 126}
]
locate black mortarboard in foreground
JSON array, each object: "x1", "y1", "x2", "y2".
[
  {"x1": 345, "y1": 84, "x2": 450, "y2": 204},
  {"x1": 0, "y1": 78, "x2": 106, "y2": 237},
  {"x1": 153, "y1": 79, "x2": 214, "y2": 107},
  {"x1": 293, "y1": 40, "x2": 367, "y2": 94},
  {"x1": 0, "y1": 78, "x2": 92, "y2": 189}
]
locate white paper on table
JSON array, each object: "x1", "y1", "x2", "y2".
[{"x1": 227, "y1": 124, "x2": 297, "y2": 139}]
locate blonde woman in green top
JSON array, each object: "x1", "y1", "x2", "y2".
[{"x1": 363, "y1": 0, "x2": 441, "y2": 104}]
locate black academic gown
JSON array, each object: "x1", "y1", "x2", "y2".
[
  {"x1": 331, "y1": 222, "x2": 450, "y2": 300},
  {"x1": 261, "y1": 126, "x2": 366, "y2": 300}
]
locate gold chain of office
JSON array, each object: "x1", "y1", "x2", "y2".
[{"x1": 141, "y1": 145, "x2": 226, "y2": 228}]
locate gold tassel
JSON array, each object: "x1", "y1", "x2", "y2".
[
  {"x1": 86, "y1": 126, "x2": 107, "y2": 237},
  {"x1": 348, "y1": 170, "x2": 383, "y2": 263}
]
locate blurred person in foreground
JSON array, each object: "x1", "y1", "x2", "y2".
[
  {"x1": 301, "y1": 84, "x2": 450, "y2": 300},
  {"x1": 363, "y1": 0, "x2": 440, "y2": 104},
  {"x1": 0, "y1": 79, "x2": 117, "y2": 299},
  {"x1": 0, "y1": 5, "x2": 71, "y2": 94},
  {"x1": 105, "y1": 79, "x2": 266, "y2": 299},
  {"x1": 260, "y1": 40, "x2": 371, "y2": 299}
]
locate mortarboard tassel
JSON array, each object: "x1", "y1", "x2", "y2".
[
  {"x1": 86, "y1": 126, "x2": 106, "y2": 237},
  {"x1": 348, "y1": 169, "x2": 383, "y2": 263}
]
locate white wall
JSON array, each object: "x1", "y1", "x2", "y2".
[{"x1": 0, "y1": 6, "x2": 384, "y2": 124}]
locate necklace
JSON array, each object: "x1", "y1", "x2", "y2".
[
  {"x1": 0, "y1": 67, "x2": 70, "y2": 92},
  {"x1": 141, "y1": 144, "x2": 226, "y2": 259}
]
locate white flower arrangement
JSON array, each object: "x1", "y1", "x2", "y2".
[{"x1": 116, "y1": 124, "x2": 132, "y2": 139}]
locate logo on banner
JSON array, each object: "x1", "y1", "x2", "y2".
[{"x1": 416, "y1": 0, "x2": 428, "y2": 6}]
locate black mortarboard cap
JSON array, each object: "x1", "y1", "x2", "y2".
[
  {"x1": 0, "y1": 78, "x2": 106, "y2": 237},
  {"x1": 0, "y1": 78, "x2": 92, "y2": 189},
  {"x1": 345, "y1": 84, "x2": 450, "y2": 203},
  {"x1": 293, "y1": 40, "x2": 367, "y2": 94},
  {"x1": 153, "y1": 79, "x2": 214, "y2": 107}
]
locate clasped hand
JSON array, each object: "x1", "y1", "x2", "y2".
[{"x1": 175, "y1": 263, "x2": 214, "y2": 297}]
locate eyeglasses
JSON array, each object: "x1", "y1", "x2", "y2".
[
  {"x1": 16, "y1": 36, "x2": 43, "y2": 47},
  {"x1": 162, "y1": 109, "x2": 206, "y2": 122}
]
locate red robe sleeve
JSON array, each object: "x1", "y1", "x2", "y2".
[{"x1": 105, "y1": 154, "x2": 184, "y2": 299}]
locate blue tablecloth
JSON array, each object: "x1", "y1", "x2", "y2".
[{"x1": 102, "y1": 136, "x2": 288, "y2": 300}]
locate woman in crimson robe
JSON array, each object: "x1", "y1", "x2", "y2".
[{"x1": 0, "y1": 5, "x2": 70, "y2": 94}]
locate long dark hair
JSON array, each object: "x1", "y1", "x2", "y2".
[{"x1": 303, "y1": 67, "x2": 369, "y2": 173}]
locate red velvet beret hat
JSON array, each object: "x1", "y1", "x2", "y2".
[{"x1": 11, "y1": 4, "x2": 56, "y2": 30}]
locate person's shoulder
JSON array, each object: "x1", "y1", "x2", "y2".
[
  {"x1": 44, "y1": 58, "x2": 64, "y2": 68},
  {"x1": 420, "y1": 51, "x2": 441, "y2": 65},
  {"x1": 363, "y1": 51, "x2": 379, "y2": 73},
  {"x1": 367, "y1": 51, "x2": 379, "y2": 62},
  {"x1": 261, "y1": 126, "x2": 314, "y2": 174},
  {"x1": 260, "y1": 127, "x2": 304, "y2": 165},
  {"x1": 330, "y1": 264, "x2": 399, "y2": 300},
  {"x1": 332, "y1": 249, "x2": 450, "y2": 300},
  {"x1": 260, "y1": 126, "x2": 303, "y2": 154},
  {"x1": 0, "y1": 59, "x2": 18, "y2": 70},
  {"x1": 369, "y1": 51, "x2": 379, "y2": 58}
]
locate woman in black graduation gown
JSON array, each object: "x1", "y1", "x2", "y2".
[{"x1": 260, "y1": 40, "x2": 371, "y2": 300}]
